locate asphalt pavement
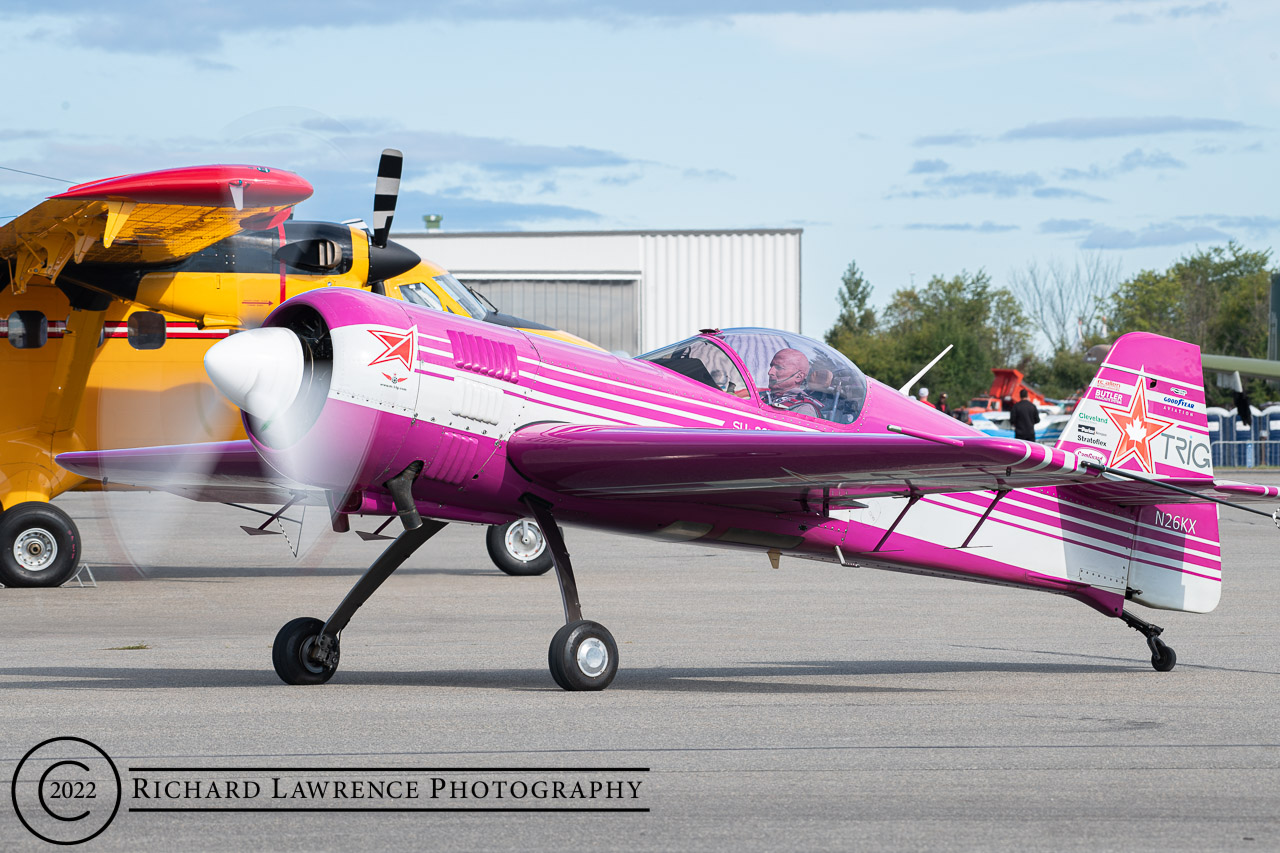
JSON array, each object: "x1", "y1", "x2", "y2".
[{"x1": 2, "y1": 480, "x2": 1279, "y2": 852}]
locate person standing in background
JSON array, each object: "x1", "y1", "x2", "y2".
[{"x1": 1011, "y1": 389, "x2": 1041, "y2": 441}]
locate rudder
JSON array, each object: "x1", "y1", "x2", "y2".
[{"x1": 1056, "y1": 331, "x2": 1213, "y2": 480}]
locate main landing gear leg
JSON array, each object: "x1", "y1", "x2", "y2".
[
  {"x1": 272, "y1": 463, "x2": 446, "y2": 685},
  {"x1": 1121, "y1": 610, "x2": 1176, "y2": 672},
  {"x1": 522, "y1": 496, "x2": 618, "y2": 692}
]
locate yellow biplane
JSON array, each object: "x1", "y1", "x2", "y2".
[{"x1": 1, "y1": 150, "x2": 590, "y2": 586}]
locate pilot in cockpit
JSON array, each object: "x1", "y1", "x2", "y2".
[{"x1": 761, "y1": 348, "x2": 822, "y2": 418}]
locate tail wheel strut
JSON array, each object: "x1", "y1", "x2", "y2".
[{"x1": 1121, "y1": 610, "x2": 1176, "y2": 672}]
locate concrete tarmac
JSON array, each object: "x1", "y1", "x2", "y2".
[{"x1": 2, "y1": 485, "x2": 1279, "y2": 851}]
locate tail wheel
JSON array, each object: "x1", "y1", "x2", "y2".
[
  {"x1": 486, "y1": 520, "x2": 552, "y2": 576},
  {"x1": 0, "y1": 502, "x2": 82, "y2": 588},
  {"x1": 1150, "y1": 638, "x2": 1177, "y2": 672}
]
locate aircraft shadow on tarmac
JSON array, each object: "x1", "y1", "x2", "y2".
[{"x1": 0, "y1": 658, "x2": 1134, "y2": 693}]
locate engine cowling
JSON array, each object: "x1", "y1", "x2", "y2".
[{"x1": 205, "y1": 288, "x2": 421, "y2": 498}]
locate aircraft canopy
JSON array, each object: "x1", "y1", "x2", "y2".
[{"x1": 640, "y1": 327, "x2": 868, "y2": 423}]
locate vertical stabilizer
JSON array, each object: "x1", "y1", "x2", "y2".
[
  {"x1": 1057, "y1": 332, "x2": 1221, "y2": 613},
  {"x1": 1056, "y1": 332, "x2": 1213, "y2": 481}
]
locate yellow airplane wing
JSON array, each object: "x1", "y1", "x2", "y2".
[{"x1": 1, "y1": 164, "x2": 312, "y2": 294}]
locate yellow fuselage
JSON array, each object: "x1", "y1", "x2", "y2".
[{"x1": 1, "y1": 235, "x2": 598, "y2": 510}]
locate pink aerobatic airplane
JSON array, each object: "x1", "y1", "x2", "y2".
[{"x1": 59, "y1": 287, "x2": 1280, "y2": 690}]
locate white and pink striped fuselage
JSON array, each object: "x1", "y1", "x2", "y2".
[{"x1": 250, "y1": 290, "x2": 1224, "y2": 623}]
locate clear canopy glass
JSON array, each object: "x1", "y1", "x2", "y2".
[{"x1": 640, "y1": 328, "x2": 868, "y2": 423}]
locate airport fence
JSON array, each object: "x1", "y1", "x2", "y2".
[{"x1": 1211, "y1": 439, "x2": 1280, "y2": 469}]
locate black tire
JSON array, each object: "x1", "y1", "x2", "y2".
[
  {"x1": 548, "y1": 620, "x2": 618, "y2": 691},
  {"x1": 486, "y1": 520, "x2": 553, "y2": 576},
  {"x1": 0, "y1": 502, "x2": 81, "y2": 588},
  {"x1": 1150, "y1": 640, "x2": 1177, "y2": 672},
  {"x1": 272, "y1": 617, "x2": 339, "y2": 685}
]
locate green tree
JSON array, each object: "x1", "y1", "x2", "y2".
[
  {"x1": 1022, "y1": 336, "x2": 1109, "y2": 400},
  {"x1": 824, "y1": 261, "x2": 877, "y2": 344},
  {"x1": 1109, "y1": 242, "x2": 1272, "y2": 349},
  {"x1": 826, "y1": 265, "x2": 1035, "y2": 403},
  {"x1": 1108, "y1": 242, "x2": 1274, "y2": 406}
]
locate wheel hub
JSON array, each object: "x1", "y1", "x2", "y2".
[
  {"x1": 505, "y1": 520, "x2": 547, "y2": 563},
  {"x1": 299, "y1": 636, "x2": 332, "y2": 674},
  {"x1": 576, "y1": 638, "x2": 608, "y2": 677},
  {"x1": 13, "y1": 529, "x2": 57, "y2": 572}
]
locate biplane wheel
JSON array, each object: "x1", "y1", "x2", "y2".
[
  {"x1": 486, "y1": 520, "x2": 552, "y2": 576},
  {"x1": 0, "y1": 502, "x2": 81, "y2": 588},
  {"x1": 273, "y1": 617, "x2": 340, "y2": 685},
  {"x1": 548, "y1": 620, "x2": 618, "y2": 691},
  {"x1": 1149, "y1": 639, "x2": 1177, "y2": 672}
]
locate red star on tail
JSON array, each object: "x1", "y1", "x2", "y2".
[{"x1": 1100, "y1": 378, "x2": 1174, "y2": 473}]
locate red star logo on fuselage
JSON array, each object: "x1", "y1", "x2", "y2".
[
  {"x1": 368, "y1": 326, "x2": 417, "y2": 372},
  {"x1": 1099, "y1": 377, "x2": 1174, "y2": 473}
]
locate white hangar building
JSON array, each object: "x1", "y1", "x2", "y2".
[{"x1": 392, "y1": 229, "x2": 802, "y2": 356}]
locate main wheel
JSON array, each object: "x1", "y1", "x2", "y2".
[
  {"x1": 0, "y1": 502, "x2": 81, "y2": 588},
  {"x1": 272, "y1": 617, "x2": 340, "y2": 685},
  {"x1": 486, "y1": 520, "x2": 552, "y2": 576},
  {"x1": 548, "y1": 620, "x2": 618, "y2": 691},
  {"x1": 1150, "y1": 638, "x2": 1176, "y2": 672}
]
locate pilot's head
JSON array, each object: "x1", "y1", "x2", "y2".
[{"x1": 768, "y1": 348, "x2": 810, "y2": 394}]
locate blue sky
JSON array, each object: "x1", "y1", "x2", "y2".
[{"x1": 2, "y1": 0, "x2": 1276, "y2": 345}]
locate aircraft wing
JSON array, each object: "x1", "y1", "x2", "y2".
[
  {"x1": 507, "y1": 424, "x2": 1280, "y2": 512},
  {"x1": 59, "y1": 428, "x2": 1280, "y2": 517},
  {"x1": 1, "y1": 165, "x2": 312, "y2": 292},
  {"x1": 56, "y1": 441, "x2": 326, "y2": 506},
  {"x1": 506, "y1": 424, "x2": 1097, "y2": 503},
  {"x1": 1201, "y1": 352, "x2": 1280, "y2": 381}
]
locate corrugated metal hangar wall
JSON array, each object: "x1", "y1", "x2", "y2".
[{"x1": 392, "y1": 230, "x2": 802, "y2": 355}]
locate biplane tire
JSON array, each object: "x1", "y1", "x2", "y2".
[
  {"x1": 0, "y1": 502, "x2": 81, "y2": 588},
  {"x1": 548, "y1": 620, "x2": 618, "y2": 691},
  {"x1": 1150, "y1": 639, "x2": 1177, "y2": 673},
  {"x1": 273, "y1": 617, "x2": 339, "y2": 685},
  {"x1": 486, "y1": 520, "x2": 553, "y2": 576}
]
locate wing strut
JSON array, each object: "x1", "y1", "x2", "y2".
[
  {"x1": 356, "y1": 517, "x2": 397, "y2": 542},
  {"x1": 851, "y1": 489, "x2": 923, "y2": 554},
  {"x1": 958, "y1": 488, "x2": 1010, "y2": 549},
  {"x1": 238, "y1": 496, "x2": 301, "y2": 537}
]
